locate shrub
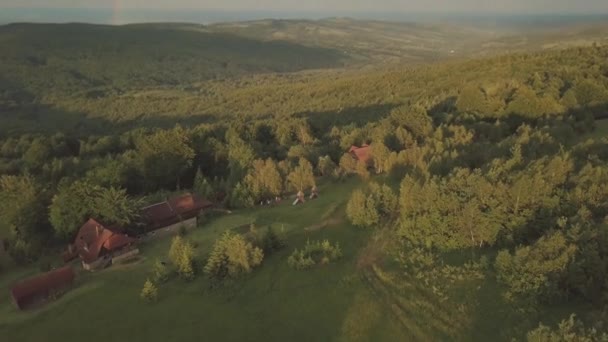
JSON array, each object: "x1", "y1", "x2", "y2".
[
  {"x1": 287, "y1": 239, "x2": 342, "y2": 270},
  {"x1": 204, "y1": 232, "x2": 264, "y2": 281},
  {"x1": 151, "y1": 259, "x2": 169, "y2": 283},
  {"x1": 140, "y1": 279, "x2": 158, "y2": 302}
]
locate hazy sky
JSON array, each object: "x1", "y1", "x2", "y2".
[{"x1": 2, "y1": 0, "x2": 608, "y2": 13}]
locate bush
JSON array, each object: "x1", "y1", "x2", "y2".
[
  {"x1": 287, "y1": 239, "x2": 342, "y2": 270},
  {"x1": 204, "y1": 232, "x2": 264, "y2": 281},
  {"x1": 151, "y1": 259, "x2": 169, "y2": 283},
  {"x1": 140, "y1": 279, "x2": 158, "y2": 302}
]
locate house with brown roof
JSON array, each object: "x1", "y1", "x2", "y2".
[
  {"x1": 348, "y1": 144, "x2": 372, "y2": 165},
  {"x1": 71, "y1": 218, "x2": 137, "y2": 271},
  {"x1": 141, "y1": 193, "x2": 213, "y2": 238},
  {"x1": 10, "y1": 266, "x2": 75, "y2": 310}
]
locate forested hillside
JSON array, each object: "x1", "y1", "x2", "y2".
[
  {"x1": 1, "y1": 22, "x2": 608, "y2": 341},
  {"x1": 0, "y1": 23, "x2": 346, "y2": 97}
]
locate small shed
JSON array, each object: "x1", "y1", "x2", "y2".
[{"x1": 10, "y1": 266, "x2": 75, "y2": 310}]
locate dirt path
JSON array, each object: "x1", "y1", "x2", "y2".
[{"x1": 303, "y1": 217, "x2": 343, "y2": 232}]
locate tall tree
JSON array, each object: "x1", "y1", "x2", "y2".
[
  {"x1": 93, "y1": 187, "x2": 142, "y2": 226},
  {"x1": 0, "y1": 175, "x2": 47, "y2": 261},
  {"x1": 135, "y1": 126, "x2": 195, "y2": 190},
  {"x1": 287, "y1": 158, "x2": 315, "y2": 192},
  {"x1": 49, "y1": 180, "x2": 100, "y2": 239}
]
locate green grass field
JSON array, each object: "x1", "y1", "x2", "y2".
[
  {"x1": 0, "y1": 178, "x2": 593, "y2": 341},
  {"x1": 0, "y1": 178, "x2": 403, "y2": 341}
]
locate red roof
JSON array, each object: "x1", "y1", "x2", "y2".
[
  {"x1": 10, "y1": 266, "x2": 75, "y2": 309},
  {"x1": 349, "y1": 145, "x2": 371, "y2": 164},
  {"x1": 103, "y1": 234, "x2": 135, "y2": 250},
  {"x1": 73, "y1": 218, "x2": 134, "y2": 263},
  {"x1": 142, "y1": 193, "x2": 213, "y2": 229}
]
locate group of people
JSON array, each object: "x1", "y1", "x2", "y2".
[
  {"x1": 259, "y1": 196, "x2": 282, "y2": 206},
  {"x1": 293, "y1": 186, "x2": 319, "y2": 206},
  {"x1": 256, "y1": 186, "x2": 319, "y2": 207}
]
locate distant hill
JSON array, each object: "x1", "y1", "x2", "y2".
[
  {"x1": 0, "y1": 23, "x2": 347, "y2": 97},
  {"x1": 209, "y1": 18, "x2": 608, "y2": 64}
]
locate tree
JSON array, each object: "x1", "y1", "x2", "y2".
[
  {"x1": 229, "y1": 181, "x2": 254, "y2": 208},
  {"x1": 527, "y1": 314, "x2": 607, "y2": 342},
  {"x1": 495, "y1": 231, "x2": 577, "y2": 302},
  {"x1": 339, "y1": 153, "x2": 357, "y2": 175},
  {"x1": 287, "y1": 158, "x2": 315, "y2": 192},
  {"x1": 505, "y1": 85, "x2": 561, "y2": 118},
  {"x1": 368, "y1": 182, "x2": 398, "y2": 217},
  {"x1": 193, "y1": 168, "x2": 214, "y2": 198},
  {"x1": 22, "y1": 138, "x2": 52, "y2": 170},
  {"x1": 204, "y1": 232, "x2": 264, "y2": 281},
  {"x1": 389, "y1": 105, "x2": 433, "y2": 140},
  {"x1": 85, "y1": 158, "x2": 129, "y2": 188},
  {"x1": 0, "y1": 175, "x2": 47, "y2": 262},
  {"x1": 177, "y1": 240, "x2": 195, "y2": 280},
  {"x1": 346, "y1": 189, "x2": 379, "y2": 228},
  {"x1": 572, "y1": 80, "x2": 608, "y2": 106},
  {"x1": 261, "y1": 226, "x2": 286, "y2": 254},
  {"x1": 135, "y1": 126, "x2": 195, "y2": 190},
  {"x1": 50, "y1": 182, "x2": 140, "y2": 238},
  {"x1": 244, "y1": 159, "x2": 283, "y2": 201},
  {"x1": 49, "y1": 180, "x2": 100, "y2": 238},
  {"x1": 356, "y1": 160, "x2": 370, "y2": 180},
  {"x1": 140, "y1": 279, "x2": 158, "y2": 302},
  {"x1": 93, "y1": 187, "x2": 141, "y2": 227},
  {"x1": 398, "y1": 169, "x2": 509, "y2": 250},
  {"x1": 317, "y1": 155, "x2": 337, "y2": 177},
  {"x1": 169, "y1": 235, "x2": 185, "y2": 266},
  {"x1": 168, "y1": 236, "x2": 195, "y2": 280},
  {"x1": 226, "y1": 131, "x2": 255, "y2": 186},
  {"x1": 371, "y1": 142, "x2": 390, "y2": 174}
]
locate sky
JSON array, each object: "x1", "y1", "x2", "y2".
[{"x1": 2, "y1": 0, "x2": 608, "y2": 14}]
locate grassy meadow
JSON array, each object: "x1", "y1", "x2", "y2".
[{"x1": 0, "y1": 176, "x2": 588, "y2": 341}]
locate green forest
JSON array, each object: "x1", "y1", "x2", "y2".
[{"x1": 1, "y1": 21, "x2": 608, "y2": 341}]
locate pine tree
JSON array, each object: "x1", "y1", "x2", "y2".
[
  {"x1": 193, "y1": 167, "x2": 213, "y2": 198},
  {"x1": 204, "y1": 232, "x2": 264, "y2": 281},
  {"x1": 177, "y1": 240, "x2": 195, "y2": 280},
  {"x1": 140, "y1": 279, "x2": 158, "y2": 302},
  {"x1": 168, "y1": 236, "x2": 184, "y2": 267}
]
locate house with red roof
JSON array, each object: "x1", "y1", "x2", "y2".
[
  {"x1": 348, "y1": 144, "x2": 372, "y2": 165},
  {"x1": 141, "y1": 193, "x2": 213, "y2": 237},
  {"x1": 70, "y1": 218, "x2": 137, "y2": 271},
  {"x1": 10, "y1": 266, "x2": 75, "y2": 310}
]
